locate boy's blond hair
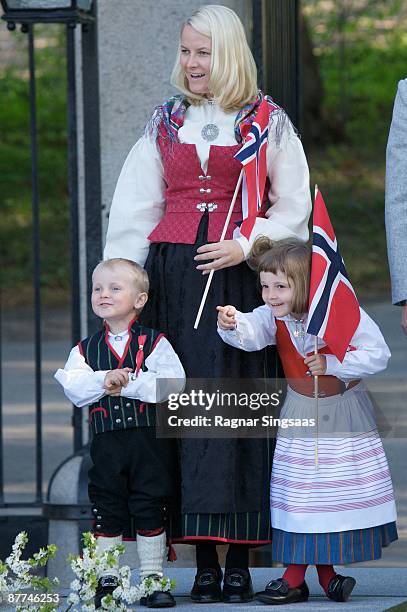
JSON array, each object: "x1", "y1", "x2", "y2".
[{"x1": 94, "y1": 258, "x2": 149, "y2": 294}]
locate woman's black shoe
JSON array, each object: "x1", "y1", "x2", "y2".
[
  {"x1": 190, "y1": 568, "x2": 222, "y2": 603},
  {"x1": 94, "y1": 575, "x2": 119, "y2": 609},
  {"x1": 222, "y1": 568, "x2": 254, "y2": 603},
  {"x1": 256, "y1": 578, "x2": 309, "y2": 605},
  {"x1": 327, "y1": 574, "x2": 356, "y2": 602}
]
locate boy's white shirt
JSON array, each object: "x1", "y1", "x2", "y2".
[
  {"x1": 217, "y1": 305, "x2": 391, "y2": 382},
  {"x1": 54, "y1": 330, "x2": 185, "y2": 407}
]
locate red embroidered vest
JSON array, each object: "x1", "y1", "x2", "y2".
[
  {"x1": 148, "y1": 137, "x2": 269, "y2": 244},
  {"x1": 275, "y1": 320, "x2": 359, "y2": 398}
]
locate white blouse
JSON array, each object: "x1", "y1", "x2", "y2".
[
  {"x1": 54, "y1": 331, "x2": 185, "y2": 407},
  {"x1": 104, "y1": 100, "x2": 312, "y2": 266},
  {"x1": 218, "y1": 305, "x2": 391, "y2": 381}
]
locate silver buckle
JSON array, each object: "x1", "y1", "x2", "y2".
[
  {"x1": 196, "y1": 202, "x2": 207, "y2": 212},
  {"x1": 207, "y1": 202, "x2": 218, "y2": 212}
]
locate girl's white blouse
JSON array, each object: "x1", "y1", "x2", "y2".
[
  {"x1": 218, "y1": 305, "x2": 391, "y2": 381},
  {"x1": 104, "y1": 101, "x2": 312, "y2": 266}
]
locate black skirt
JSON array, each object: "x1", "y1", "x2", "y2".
[{"x1": 142, "y1": 214, "x2": 280, "y2": 542}]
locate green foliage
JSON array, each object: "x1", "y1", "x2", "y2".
[
  {"x1": 304, "y1": 0, "x2": 407, "y2": 148},
  {"x1": 309, "y1": 144, "x2": 389, "y2": 296},
  {"x1": 0, "y1": 25, "x2": 69, "y2": 304},
  {"x1": 303, "y1": 0, "x2": 407, "y2": 295},
  {"x1": 319, "y1": 38, "x2": 407, "y2": 150}
]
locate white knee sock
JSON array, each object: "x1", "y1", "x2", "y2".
[
  {"x1": 95, "y1": 535, "x2": 122, "y2": 578},
  {"x1": 136, "y1": 532, "x2": 166, "y2": 580}
]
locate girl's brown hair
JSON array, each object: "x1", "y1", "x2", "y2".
[{"x1": 248, "y1": 237, "x2": 311, "y2": 314}]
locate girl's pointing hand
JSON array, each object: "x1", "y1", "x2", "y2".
[{"x1": 217, "y1": 305, "x2": 237, "y2": 330}]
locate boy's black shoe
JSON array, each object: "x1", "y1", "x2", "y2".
[
  {"x1": 94, "y1": 574, "x2": 119, "y2": 609},
  {"x1": 327, "y1": 574, "x2": 356, "y2": 602},
  {"x1": 190, "y1": 568, "x2": 222, "y2": 603},
  {"x1": 256, "y1": 578, "x2": 309, "y2": 605},
  {"x1": 140, "y1": 574, "x2": 176, "y2": 608},
  {"x1": 140, "y1": 591, "x2": 176, "y2": 608},
  {"x1": 222, "y1": 568, "x2": 254, "y2": 603}
]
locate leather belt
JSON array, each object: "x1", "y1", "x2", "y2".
[{"x1": 289, "y1": 378, "x2": 361, "y2": 398}]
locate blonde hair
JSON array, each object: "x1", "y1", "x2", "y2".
[
  {"x1": 171, "y1": 4, "x2": 258, "y2": 112},
  {"x1": 249, "y1": 237, "x2": 311, "y2": 315},
  {"x1": 94, "y1": 258, "x2": 149, "y2": 294}
]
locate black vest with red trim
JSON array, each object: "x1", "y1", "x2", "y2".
[{"x1": 78, "y1": 320, "x2": 163, "y2": 435}]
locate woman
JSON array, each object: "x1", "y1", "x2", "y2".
[{"x1": 104, "y1": 4, "x2": 311, "y2": 604}]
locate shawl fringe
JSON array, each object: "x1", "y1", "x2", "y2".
[{"x1": 144, "y1": 91, "x2": 296, "y2": 148}]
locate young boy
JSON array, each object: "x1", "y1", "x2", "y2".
[{"x1": 55, "y1": 258, "x2": 185, "y2": 608}]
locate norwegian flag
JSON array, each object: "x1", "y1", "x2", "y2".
[
  {"x1": 233, "y1": 98, "x2": 270, "y2": 240},
  {"x1": 306, "y1": 188, "x2": 360, "y2": 362}
]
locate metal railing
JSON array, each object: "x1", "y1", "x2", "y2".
[{"x1": 0, "y1": 16, "x2": 98, "y2": 507}]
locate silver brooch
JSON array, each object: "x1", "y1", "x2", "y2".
[
  {"x1": 293, "y1": 319, "x2": 305, "y2": 339},
  {"x1": 201, "y1": 123, "x2": 219, "y2": 142}
]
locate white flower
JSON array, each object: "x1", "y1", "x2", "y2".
[
  {"x1": 119, "y1": 566, "x2": 130, "y2": 579},
  {"x1": 33, "y1": 549, "x2": 47, "y2": 561},
  {"x1": 82, "y1": 555, "x2": 94, "y2": 572},
  {"x1": 70, "y1": 578, "x2": 81, "y2": 591},
  {"x1": 67, "y1": 532, "x2": 147, "y2": 610},
  {"x1": 67, "y1": 591, "x2": 80, "y2": 605},
  {"x1": 71, "y1": 559, "x2": 82, "y2": 577},
  {"x1": 120, "y1": 585, "x2": 140, "y2": 604},
  {"x1": 0, "y1": 532, "x2": 59, "y2": 611},
  {"x1": 81, "y1": 586, "x2": 96, "y2": 601}
]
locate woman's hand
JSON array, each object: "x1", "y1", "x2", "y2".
[
  {"x1": 303, "y1": 354, "x2": 327, "y2": 376},
  {"x1": 194, "y1": 240, "x2": 244, "y2": 273},
  {"x1": 217, "y1": 305, "x2": 237, "y2": 330}
]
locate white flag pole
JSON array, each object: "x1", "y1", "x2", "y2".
[
  {"x1": 313, "y1": 336, "x2": 319, "y2": 470},
  {"x1": 313, "y1": 184, "x2": 319, "y2": 469},
  {"x1": 194, "y1": 169, "x2": 244, "y2": 330}
]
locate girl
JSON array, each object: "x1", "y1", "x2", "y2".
[
  {"x1": 104, "y1": 4, "x2": 311, "y2": 603},
  {"x1": 217, "y1": 238, "x2": 397, "y2": 604}
]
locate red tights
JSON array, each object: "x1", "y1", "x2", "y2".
[{"x1": 282, "y1": 564, "x2": 336, "y2": 592}]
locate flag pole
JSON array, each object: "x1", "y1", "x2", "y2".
[
  {"x1": 313, "y1": 336, "x2": 319, "y2": 470},
  {"x1": 313, "y1": 184, "x2": 319, "y2": 469},
  {"x1": 194, "y1": 169, "x2": 244, "y2": 330}
]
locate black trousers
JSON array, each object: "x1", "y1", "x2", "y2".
[{"x1": 88, "y1": 428, "x2": 178, "y2": 535}]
